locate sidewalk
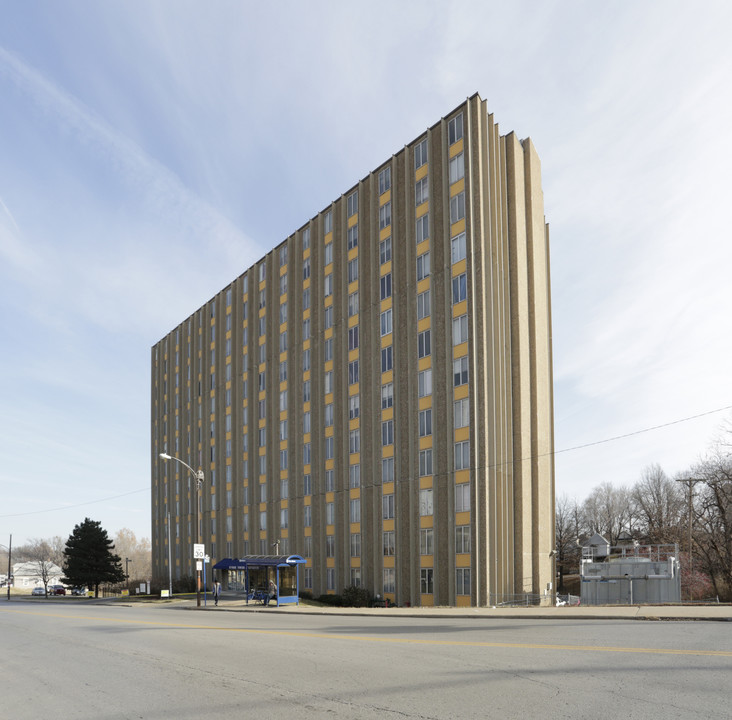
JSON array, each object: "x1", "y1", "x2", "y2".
[{"x1": 200, "y1": 595, "x2": 732, "y2": 621}]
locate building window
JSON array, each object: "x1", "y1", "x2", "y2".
[
  {"x1": 382, "y1": 493, "x2": 394, "y2": 519},
  {"x1": 382, "y1": 457, "x2": 394, "y2": 484},
  {"x1": 379, "y1": 201, "x2": 391, "y2": 229},
  {"x1": 384, "y1": 567, "x2": 396, "y2": 594},
  {"x1": 455, "y1": 481, "x2": 470, "y2": 511},
  {"x1": 279, "y1": 273, "x2": 287, "y2": 296},
  {"x1": 325, "y1": 436, "x2": 334, "y2": 459},
  {"x1": 279, "y1": 390, "x2": 287, "y2": 412},
  {"x1": 348, "y1": 326, "x2": 359, "y2": 351},
  {"x1": 380, "y1": 273, "x2": 392, "y2": 300},
  {"x1": 449, "y1": 152, "x2": 465, "y2": 184},
  {"x1": 324, "y1": 338, "x2": 333, "y2": 362},
  {"x1": 349, "y1": 498, "x2": 361, "y2": 523},
  {"x1": 456, "y1": 525, "x2": 471, "y2": 554},
  {"x1": 381, "y1": 419, "x2": 394, "y2": 446},
  {"x1": 347, "y1": 190, "x2": 358, "y2": 217},
  {"x1": 453, "y1": 356, "x2": 469, "y2": 387},
  {"x1": 303, "y1": 258, "x2": 311, "y2": 280},
  {"x1": 347, "y1": 225, "x2": 358, "y2": 250},
  {"x1": 451, "y1": 232, "x2": 466, "y2": 264},
  {"x1": 454, "y1": 397, "x2": 470, "y2": 428},
  {"x1": 303, "y1": 379, "x2": 311, "y2": 402},
  {"x1": 378, "y1": 166, "x2": 391, "y2": 194},
  {"x1": 259, "y1": 263, "x2": 266, "y2": 282},
  {"x1": 302, "y1": 318, "x2": 310, "y2": 341},
  {"x1": 325, "y1": 403, "x2": 334, "y2": 427},
  {"x1": 415, "y1": 138, "x2": 428, "y2": 169},
  {"x1": 324, "y1": 273, "x2": 333, "y2": 298},
  {"x1": 303, "y1": 348, "x2": 310, "y2": 372},
  {"x1": 454, "y1": 441, "x2": 470, "y2": 472},
  {"x1": 324, "y1": 210, "x2": 333, "y2": 234},
  {"x1": 420, "y1": 568, "x2": 434, "y2": 595},
  {"x1": 348, "y1": 291, "x2": 359, "y2": 317},
  {"x1": 416, "y1": 214, "x2": 429, "y2": 244},
  {"x1": 279, "y1": 418, "x2": 287, "y2": 440},
  {"x1": 348, "y1": 360, "x2": 359, "y2": 385},
  {"x1": 279, "y1": 331, "x2": 287, "y2": 353},
  {"x1": 381, "y1": 382, "x2": 393, "y2": 409},
  {"x1": 381, "y1": 346, "x2": 393, "y2": 372},
  {"x1": 326, "y1": 537, "x2": 335, "y2": 558},
  {"x1": 383, "y1": 531, "x2": 395, "y2": 556},
  {"x1": 350, "y1": 568, "x2": 361, "y2": 587},
  {"x1": 351, "y1": 533, "x2": 361, "y2": 558},
  {"x1": 417, "y1": 289, "x2": 431, "y2": 320},
  {"x1": 419, "y1": 449, "x2": 433, "y2": 477},
  {"x1": 419, "y1": 488, "x2": 433, "y2": 516},
  {"x1": 453, "y1": 314, "x2": 468, "y2": 345},
  {"x1": 456, "y1": 568, "x2": 471, "y2": 596},
  {"x1": 420, "y1": 528, "x2": 434, "y2": 556},
  {"x1": 448, "y1": 112, "x2": 464, "y2": 145},
  {"x1": 325, "y1": 469, "x2": 334, "y2": 492},
  {"x1": 349, "y1": 463, "x2": 360, "y2": 488},
  {"x1": 348, "y1": 257, "x2": 359, "y2": 283},
  {"x1": 418, "y1": 408, "x2": 432, "y2": 437},
  {"x1": 380, "y1": 237, "x2": 392, "y2": 264},
  {"x1": 303, "y1": 473, "x2": 311, "y2": 496},
  {"x1": 418, "y1": 329, "x2": 431, "y2": 358},
  {"x1": 452, "y1": 273, "x2": 467, "y2": 304},
  {"x1": 324, "y1": 370, "x2": 333, "y2": 395},
  {"x1": 416, "y1": 252, "x2": 430, "y2": 281},
  {"x1": 326, "y1": 502, "x2": 335, "y2": 525},
  {"x1": 303, "y1": 442, "x2": 311, "y2": 465},
  {"x1": 415, "y1": 176, "x2": 429, "y2": 205},
  {"x1": 380, "y1": 309, "x2": 392, "y2": 336},
  {"x1": 302, "y1": 227, "x2": 310, "y2": 250},
  {"x1": 324, "y1": 241, "x2": 333, "y2": 265},
  {"x1": 280, "y1": 508, "x2": 288, "y2": 529},
  {"x1": 349, "y1": 429, "x2": 360, "y2": 454},
  {"x1": 349, "y1": 394, "x2": 360, "y2": 419},
  {"x1": 259, "y1": 511, "x2": 267, "y2": 530},
  {"x1": 324, "y1": 306, "x2": 333, "y2": 329},
  {"x1": 450, "y1": 191, "x2": 465, "y2": 223}
]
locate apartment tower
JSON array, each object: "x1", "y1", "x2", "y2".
[{"x1": 150, "y1": 93, "x2": 554, "y2": 606}]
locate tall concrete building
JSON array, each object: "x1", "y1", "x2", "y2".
[{"x1": 150, "y1": 93, "x2": 554, "y2": 607}]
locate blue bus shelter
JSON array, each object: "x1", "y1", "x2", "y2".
[{"x1": 213, "y1": 555, "x2": 306, "y2": 606}]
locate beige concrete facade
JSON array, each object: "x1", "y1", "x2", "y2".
[{"x1": 150, "y1": 93, "x2": 554, "y2": 606}]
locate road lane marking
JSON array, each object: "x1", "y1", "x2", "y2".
[{"x1": 3, "y1": 607, "x2": 731, "y2": 658}]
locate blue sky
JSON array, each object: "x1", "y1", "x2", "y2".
[{"x1": 2, "y1": 1, "x2": 731, "y2": 546}]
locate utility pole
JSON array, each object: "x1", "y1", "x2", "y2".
[{"x1": 676, "y1": 478, "x2": 703, "y2": 600}]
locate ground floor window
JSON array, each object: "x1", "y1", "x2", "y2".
[
  {"x1": 456, "y1": 568, "x2": 471, "y2": 596},
  {"x1": 420, "y1": 568, "x2": 434, "y2": 594}
]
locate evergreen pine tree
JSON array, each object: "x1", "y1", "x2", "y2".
[{"x1": 62, "y1": 518, "x2": 125, "y2": 597}]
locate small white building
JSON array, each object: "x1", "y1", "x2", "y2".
[
  {"x1": 580, "y1": 537, "x2": 681, "y2": 605},
  {"x1": 12, "y1": 561, "x2": 64, "y2": 589}
]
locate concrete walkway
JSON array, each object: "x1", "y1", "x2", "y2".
[{"x1": 198, "y1": 594, "x2": 732, "y2": 621}]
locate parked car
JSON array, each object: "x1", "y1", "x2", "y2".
[
  {"x1": 48, "y1": 585, "x2": 66, "y2": 595},
  {"x1": 71, "y1": 587, "x2": 86, "y2": 596},
  {"x1": 31, "y1": 587, "x2": 46, "y2": 596}
]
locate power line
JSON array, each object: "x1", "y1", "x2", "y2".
[{"x1": 2, "y1": 404, "x2": 730, "y2": 519}]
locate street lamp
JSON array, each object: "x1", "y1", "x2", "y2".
[
  {"x1": 1, "y1": 536, "x2": 11, "y2": 602},
  {"x1": 159, "y1": 453, "x2": 205, "y2": 607}
]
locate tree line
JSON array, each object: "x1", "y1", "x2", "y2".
[
  {"x1": 557, "y1": 425, "x2": 732, "y2": 600},
  {"x1": 2, "y1": 522, "x2": 151, "y2": 596}
]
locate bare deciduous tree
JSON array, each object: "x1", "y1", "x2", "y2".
[
  {"x1": 112, "y1": 529, "x2": 152, "y2": 583},
  {"x1": 582, "y1": 481, "x2": 633, "y2": 544},
  {"x1": 631, "y1": 464, "x2": 684, "y2": 544}
]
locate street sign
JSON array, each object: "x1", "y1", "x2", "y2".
[
  {"x1": 196, "y1": 561, "x2": 203, "y2": 571},
  {"x1": 193, "y1": 544, "x2": 205, "y2": 559}
]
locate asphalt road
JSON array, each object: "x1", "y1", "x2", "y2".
[{"x1": 2, "y1": 600, "x2": 731, "y2": 719}]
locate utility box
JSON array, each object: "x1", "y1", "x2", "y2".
[{"x1": 580, "y1": 543, "x2": 681, "y2": 605}]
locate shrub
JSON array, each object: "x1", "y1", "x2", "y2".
[{"x1": 342, "y1": 585, "x2": 373, "y2": 607}]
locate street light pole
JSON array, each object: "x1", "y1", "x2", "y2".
[
  {"x1": 160, "y1": 453, "x2": 205, "y2": 608},
  {"x1": 3, "y1": 536, "x2": 11, "y2": 602}
]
